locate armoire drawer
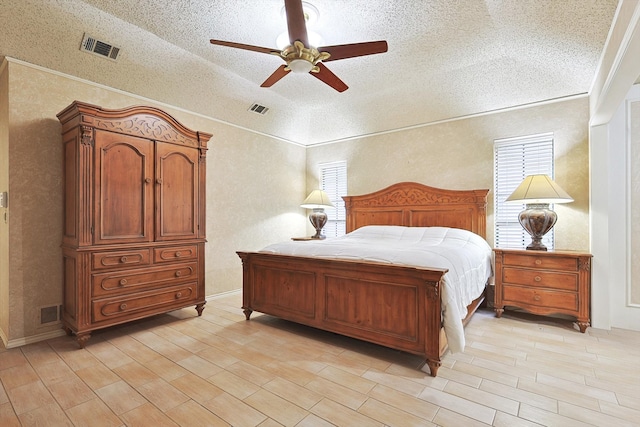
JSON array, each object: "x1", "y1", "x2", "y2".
[
  {"x1": 92, "y1": 262, "x2": 198, "y2": 297},
  {"x1": 92, "y1": 283, "x2": 198, "y2": 323},
  {"x1": 153, "y1": 245, "x2": 198, "y2": 263},
  {"x1": 92, "y1": 249, "x2": 151, "y2": 270}
]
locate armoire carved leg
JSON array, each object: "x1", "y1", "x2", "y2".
[
  {"x1": 243, "y1": 307, "x2": 253, "y2": 320},
  {"x1": 495, "y1": 308, "x2": 504, "y2": 318},
  {"x1": 62, "y1": 325, "x2": 73, "y2": 336},
  {"x1": 195, "y1": 302, "x2": 206, "y2": 316},
  {"x1": 577, "y1": 320, "x2": 589, "y2": 333},
  {"x1": 425, "y1": 359, "x2": 441, "y2": 377},
  {"x1": 75, "y1": 333, "x2": 91, "y2": 349}
]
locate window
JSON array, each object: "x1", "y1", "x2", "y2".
[
  {"x1": 319, "y1": 161, "x2": 347, "y2": 237},
  {"x1": 494, "y1": 133, "x2": 554, "y2": 249}
]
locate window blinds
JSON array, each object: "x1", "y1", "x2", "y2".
[
  {"x1": 494, "y1": 133, "x2": 554, "y2": 249},
  {"x1": 320, "y1": 161, "x2": 347, "y2": 237}
]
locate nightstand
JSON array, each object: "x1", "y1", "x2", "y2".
[{"x1": 493, "y1": 249, "x2": 592, "y2": 332}]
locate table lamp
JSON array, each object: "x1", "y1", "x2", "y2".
[
  {"x1": 301, "y1": 190, "x2": 334, "y2": 239},
  {"x1": 505, "y1": 174, "x2": 573, "y2": 251}
]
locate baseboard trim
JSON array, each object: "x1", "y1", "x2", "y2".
[
  {"x1": 2, "y1": 328, "x2": 67, "y2": 349},
  {"x1": 206, "y1": 289, "x2": 241, "y2": 301},
  {"x1": 0, "y1": 291, "x2": 241, "y2": 349}
]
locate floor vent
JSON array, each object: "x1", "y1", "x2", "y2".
[
  {"x1": 39, "y1": 305, "x2": 61, "y2": 325},
  {"x1": 80, "y1": 33, "x2": 121, "y2": 61},
  {"x1": 248, "y1": 103, "x2": 269, "y2": 115}
]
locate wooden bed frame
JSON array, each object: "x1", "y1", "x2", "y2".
[{"x1": 237, "y1": 182, "x2": 489, "y2": 376}]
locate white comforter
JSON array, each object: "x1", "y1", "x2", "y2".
[{"x1": 260, "y1": 225, "x2": 493, "y2": 353}]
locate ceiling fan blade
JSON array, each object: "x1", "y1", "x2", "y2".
[
  {"x1": 311, "y1": 63, "x2": 348, "y2": 93},
  {"x1": 319, "y1": 41, "x2": 388, "y2": 62},
  {"x1": 210, "y1": 39, "x2": 277, "y2": 55},
  {"x1": 261, "y1": 65, "x2": 291, "y2": 87},
  {"x1": 284, "y1": 0, "x2": 309, "y2": 46}
]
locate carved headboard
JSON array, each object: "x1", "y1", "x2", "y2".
[{"x1": 343, "y1": 182, "x2": 489, "y2": 238}]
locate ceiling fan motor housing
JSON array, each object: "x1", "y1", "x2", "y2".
[{"x1": 281, "y1": 41, "x2": 329, "y2": 73}]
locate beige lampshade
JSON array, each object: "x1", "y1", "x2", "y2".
[
  {"x1": 505, "y1": 175, "x2": 573, "y2": 204},
  {"x1": 301, "y1": 190, "x2": 334, "y2": 209}
]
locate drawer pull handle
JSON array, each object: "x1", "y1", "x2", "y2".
[
  {"x1": 120, "y1": 256, "x2": 128, "y2": 263},
  {"x1": 535, "y1": 259, "x2": 542, "y2": 265},
  {"x1": 534, "y1": 276, "x2": 542, "y2": 282},
  {"x1": 533, "y1": 295, "x2": 541, "y2": 301},
  {"x1": 145, "y1": 177, "x2": 152, "y2": 184},
  {"x1": 175, "y1": 271, "x2": 182, "y2": 277},
  {"x1": 176, "y1": 292, "x2": 182, "y2": 299},
  {"x1": 119, "y1": 303, "x2": 127, "y2": 311},
  {"x1": 119, "y1": 279, "x2": 127, "y2": 286},
  {"x1": 175, "y1": 251, "x2": 182, "y2": 257}
]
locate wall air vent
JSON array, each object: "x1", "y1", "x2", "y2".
[
  {"x1": 80, "y1": 33, "x2": 120, "y2": 61},
  {"x1": 248, "y1": 103, "x2": 269, "y2": 115}
]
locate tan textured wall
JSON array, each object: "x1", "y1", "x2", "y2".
[
  {"x1": 4, "y1": 59, "x2": 305, "y2": 343},
  {"x1": 630, "y1": 100, "x2": 640, "y2": 305},
  {"x1": 306, "y1": 97, "x2": 590, "y2": 252}
]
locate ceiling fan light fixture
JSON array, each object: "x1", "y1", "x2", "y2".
[{"x1": 288, "y1": 58, "x2": 314, "y2": 73}]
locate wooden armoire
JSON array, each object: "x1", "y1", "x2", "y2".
[{"x1": 57, "y1": 101, "x2": 211, "y2": 347}]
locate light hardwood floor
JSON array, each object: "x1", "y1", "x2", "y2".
[{"x1": 1, "y1": 291, "x2": 639, "y2": 426}]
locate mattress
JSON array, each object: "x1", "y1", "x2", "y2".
[{"x1": 260, "y1": 225, "x2": 493, "y2": 353}]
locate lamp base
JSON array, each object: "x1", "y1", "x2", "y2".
[
  {"x1": 526, "y1": 240, "x2": 549, "y2": 251},
  {"x1": 518, "y1": 203, "x2": 557, "y2": 251},
  {"x1": 308, "y1": 208, "x2": 327, "y2": 240}
]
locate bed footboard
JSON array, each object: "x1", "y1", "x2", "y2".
[{"x1": 237, "y1": 251, "x2": 448, "y2": 376}]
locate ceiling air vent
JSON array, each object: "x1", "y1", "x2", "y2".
[
  {"x1": 80, "y1": 33, "x2": 120, "y2": 61},
  {"x1": 248, "y1": 103, "x2": 269, "y2": 115}
]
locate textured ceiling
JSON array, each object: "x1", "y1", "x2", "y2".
[{"x1": 0, "y1": 0, "x2": 620, "y2": 145}]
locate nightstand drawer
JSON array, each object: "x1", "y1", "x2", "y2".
[
  {"x1": 502, "y1": 267, "x2": 578, "y2": 291},
  {"x1": 503, "y1": 253, "x2": 579, "y2": 271},
  {"x1": 503, "y1": 285, "x2": 578, "y2": 311}
]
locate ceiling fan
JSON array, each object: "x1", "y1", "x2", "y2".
[{"x1": 209, "y1": 0, "x2": 388, "y2": 93}]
